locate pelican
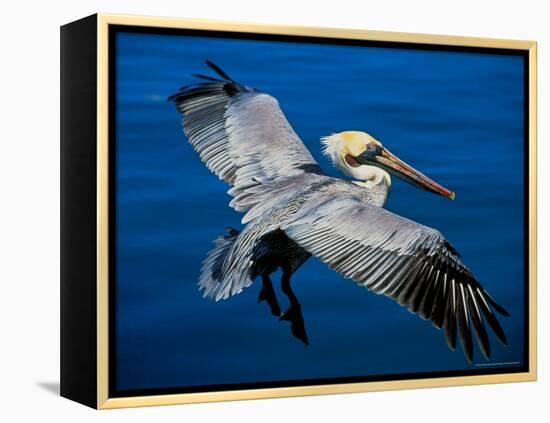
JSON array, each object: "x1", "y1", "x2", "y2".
[{"x1": 169, "y1": 61, "x2": 508, "y2": 361}]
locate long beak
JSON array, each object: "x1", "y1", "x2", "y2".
[{"x1": 375, "y1": 148, "x2": 455, "y2": 200}]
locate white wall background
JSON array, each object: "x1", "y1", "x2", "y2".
[{"x1": 1, "y1": 0, "x2": 546, "y2": 421}]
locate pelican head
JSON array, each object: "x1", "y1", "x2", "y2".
[{"x1": 321, "y1": 131, "x2": 455, "y2": 199}]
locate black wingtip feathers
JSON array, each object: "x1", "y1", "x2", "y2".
[{"x1": 205, "y1": 60, "x2": 234, "y2": 82}]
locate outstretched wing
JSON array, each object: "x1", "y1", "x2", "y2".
[
  {"x1": 282, "y1": 196, "x2": 509, "y2": 362},
  {"x1": 169, "y1": 61, "x2": 324, "y2": 213}
]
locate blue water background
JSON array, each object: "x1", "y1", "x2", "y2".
[{"x1": 115, "y1": 32, "x2": 525, "y2": 391}]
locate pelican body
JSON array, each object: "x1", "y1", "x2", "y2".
[{"x1": 169, "y1": 61, "x2": 508, "y2": 361}]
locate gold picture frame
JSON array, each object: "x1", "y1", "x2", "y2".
[{"x1": 60, "y1": 13, "x2": 537, "y2": 409}]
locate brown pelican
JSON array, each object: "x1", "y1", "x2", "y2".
[{"x1": 169, "y1": 61, "x2": 508, "y2": 361}]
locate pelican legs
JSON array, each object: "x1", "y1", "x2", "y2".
[
  {"x1": 257, "y1": 271, "x2": 309, "y2": 346},
  {"x1": 258, "y1": 275, "x2": 281, "y2": 316},
  {"x1": 279, "y1": 270, "x2": 309, "y2": 346}
]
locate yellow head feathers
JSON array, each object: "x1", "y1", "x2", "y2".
[{"x1": 321, "y1": 131, "x2": 381, "y2": 159}]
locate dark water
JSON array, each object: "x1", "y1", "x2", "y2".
[{"x1": 115, "y1": 31, "x2": 525, "y2": 391}]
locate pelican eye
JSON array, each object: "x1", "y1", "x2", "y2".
[{"x1": 362, "y1": 142, "x2": 381, "y2": 159}]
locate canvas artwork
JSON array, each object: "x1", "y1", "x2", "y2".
[
  {"x1": 112, "y1": 29, "x2": 527, "y2": 396},
  {"x1": 60, "y1": 14, "x2": 536, "y2": 408}
]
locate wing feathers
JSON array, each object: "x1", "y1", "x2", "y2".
[
  {"x1": 442, "y1": 280, "x2": 458, "y2": 350},
  {"x1": 430, "y1": 274, "x2": 448, "y2": 328},
  {"x1": 205, "y1": 59, "x2": 236, "y2": 82},
  {"x1": 476, "y1": 288, "x2": 508, "y2": 345},
  {"x1": 284, "y1": 196, "x2": 508, "y2": 361},
  {"x1": 170, "y1": 61, "x2": 323, "y2": 214},
  {"x1": 468, "y1": 285, "x2": 491, "y2": 359},
  {"x1": 457, "y1": 283, "x2": 474, "y2": 362}
]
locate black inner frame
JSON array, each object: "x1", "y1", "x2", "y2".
[{"x1": 108, "y1": 24, "x2": 531, "y2": 399}]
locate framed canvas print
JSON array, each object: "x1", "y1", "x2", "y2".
[{"x1": 60, "y1": 14, "x2": 537, "y2": 409}]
